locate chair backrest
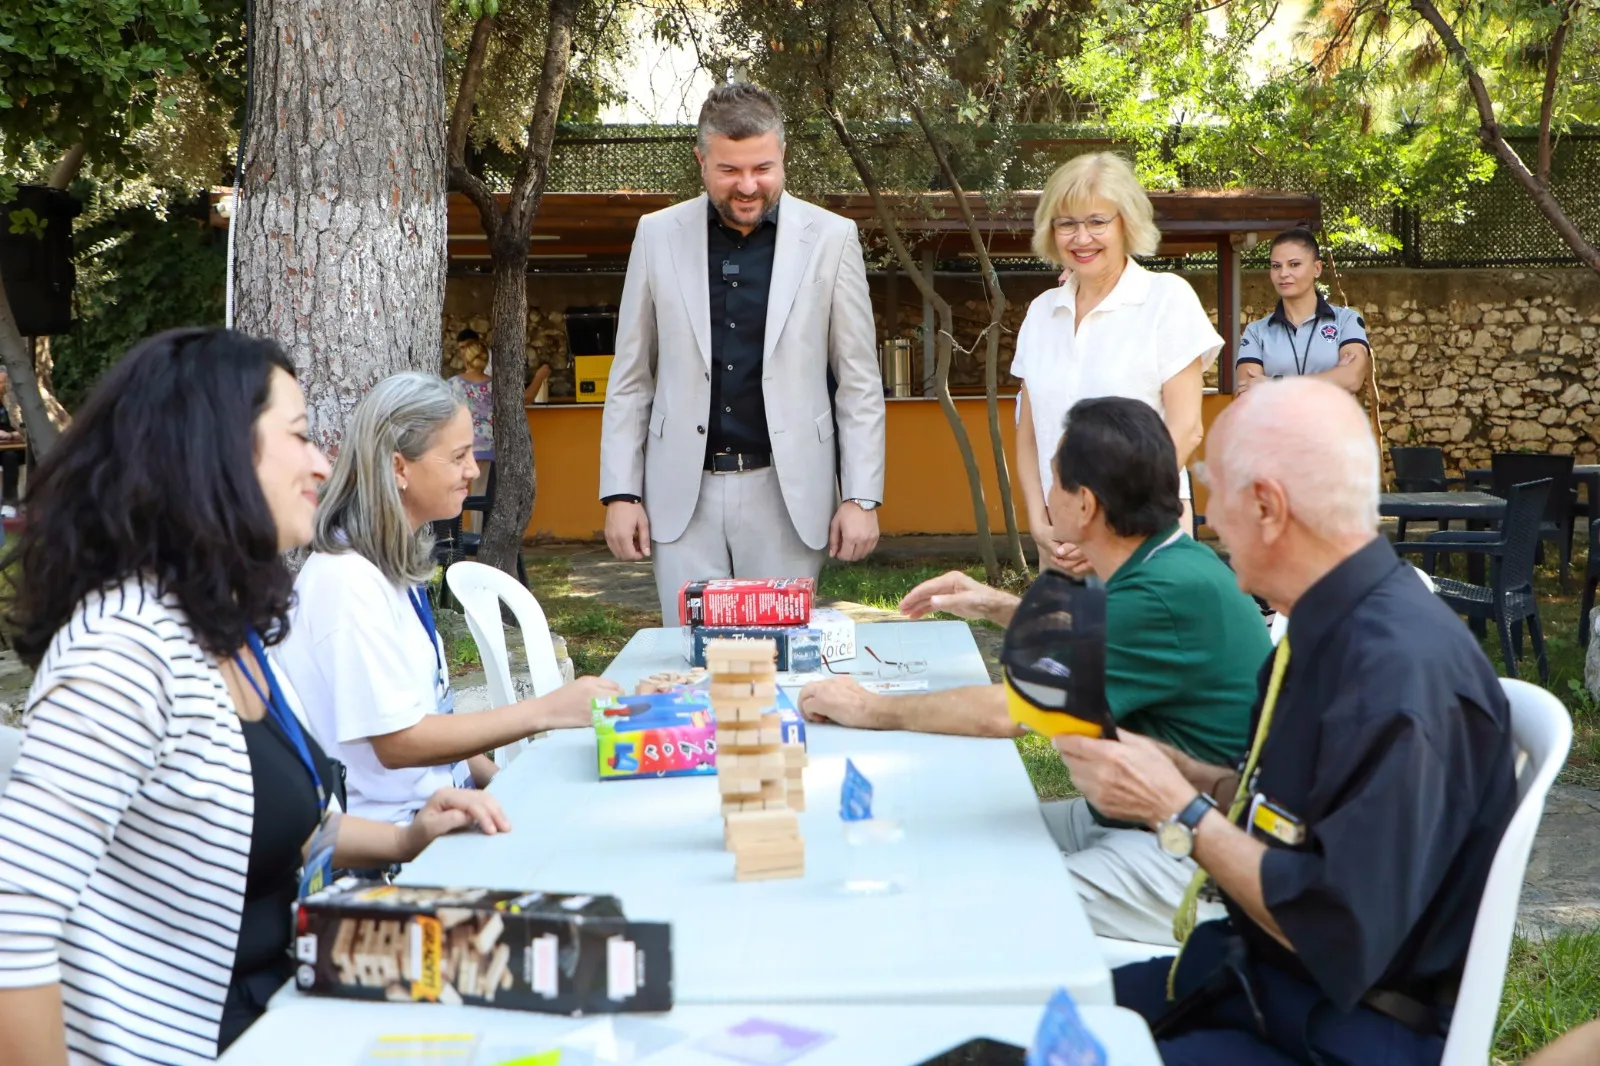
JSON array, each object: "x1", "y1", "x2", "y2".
[
  {"x1": 1494, "y1": 479, "x2": 1553, "y2": 593},
  {"x1": 1490, "y1": 453, "x2": 1573, "y2": 525},
  {"x1": 1391, "y1": 446, "x2": 1449, "y2": 492},
  {"x1": 0, "y1": 724, "x2": 21, "y2": 794},
  {"x1": 444, "y1": 561, "x2": 564, "y2": 766},
  {"x1": 1270, "y1": 566, "x2": 1435, "y2": 645},
  {"x1": 1440, "y1": 678, "x2": 1571, "y2": 1066}
]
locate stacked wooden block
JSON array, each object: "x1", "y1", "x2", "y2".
[{"x1": 707, "y1": 638, "x2": 806, "y2": 881}]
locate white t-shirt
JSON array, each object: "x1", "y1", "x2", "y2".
[
  {"x1": 277, "y1": 549, "x2": 466, "y2": 824},
  {"x1": 1011, "y1": 258, "x2": 1223, "y2": 501}
]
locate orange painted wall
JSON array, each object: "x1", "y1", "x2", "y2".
[{"x1": 524, "y1": 393, "x2": 1235, "y2": 540}]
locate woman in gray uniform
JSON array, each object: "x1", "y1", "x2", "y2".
[{"x1": 1235, "y1": 227, "x2": 1370, "y2": 396}]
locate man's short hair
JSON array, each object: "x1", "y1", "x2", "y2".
[
  {"x1": 697, "y1": 83, "x2": 785, "y2": 154},
  {"x1": 1054, "y1": 397, "x2": 1182, "y2": 538}
]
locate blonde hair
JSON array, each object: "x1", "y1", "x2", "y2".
[
  {"x1": 313, "y1": 373, "x2": 465, "y2": 586},
  {"x1": 1031, "y1": 152, "x2": 1161, "y2": 264}
]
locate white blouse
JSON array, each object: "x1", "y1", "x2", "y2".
[
  {"x1": 1011, "y1": 258, "x2": 1222, "y2": 500},
  {"x1": 0, "y1": 579, "x2": 255, "y2": 1064}
]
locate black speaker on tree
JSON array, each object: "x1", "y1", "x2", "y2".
[{"x1": 0, "y1": 185, "x2": 81, "y2": 336}]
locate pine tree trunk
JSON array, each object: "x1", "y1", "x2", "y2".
[{"x1": 234, "y1": 0, "x2": 448, "y2": 454}]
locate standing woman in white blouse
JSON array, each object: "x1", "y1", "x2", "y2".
[
  {"x1": 0, "y1": 330, "x2": 507, "y2": 1065},
  {"x1": 1012, "y1": 153, "x2": 1222, "y2": 574}
]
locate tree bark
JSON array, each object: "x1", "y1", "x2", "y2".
[
  {"x1": 821, "y1": 99, "x2": 1001, "y2": 583},
  {"x1": 865, "y1": 0, "x2": 1028, "y2": 575},
  {"x1": 234, "y1": 0, "x2": 449, "y2": 456},
  {"x1": 1410, "y1": 0, "x2": 1600, "y2": 274},
  {"x1": 0, "y1": 293, "x2": 60, "y2": 456},
  {"x1": 451, "y1": 0, "x2": 584, "y2": 580}
]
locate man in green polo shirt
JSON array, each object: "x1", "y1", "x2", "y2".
[{"x1": 798, "y1": 396, "x2": 1270, "y2": 943}]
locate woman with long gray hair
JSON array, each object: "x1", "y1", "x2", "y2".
[{"x1": 276, "y1": 373, "x2": 619, "y2": 824}]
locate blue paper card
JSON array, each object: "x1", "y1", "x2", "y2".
[
  {"x1": 839, "y1": 758, "x2": 874, "y2": 822},
  {"x1": 1027, "y1": 988, "x2": 1106, "y2": 1066}
]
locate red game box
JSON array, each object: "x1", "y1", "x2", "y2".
[{"x1": 678, "y1": 578, "x2": 814, "y2": 627}]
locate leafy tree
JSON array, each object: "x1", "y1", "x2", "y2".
[
  {"x1": 0, "y1": 0, "x2": 243, "y2": 455},
  {"x1": 445, "y1": 0, "x2": 629, "y2": 578}
]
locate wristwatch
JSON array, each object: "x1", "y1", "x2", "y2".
[
  {"x1": 1157, "y1": 793, "x2": 1220, "y2": 859},
  {"x1": 847, "y1": 499, "x2": 880, "y2": 511}
]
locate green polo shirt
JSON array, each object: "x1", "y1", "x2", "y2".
[{"x1": 1104, "y1": 526, "x2": 1268, "y2": 768}]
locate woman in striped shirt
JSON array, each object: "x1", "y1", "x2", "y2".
[{"x1": 0, "y1": 329, "x2": 511, "y2": 1065}]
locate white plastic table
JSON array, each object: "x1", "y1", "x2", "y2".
[
  {"x1": 401, "y1": 621, "x2": 1112, "y2": 1007},
  {"x1": 225, "y1": 997, "x2": 1161, "y2": 1064}
]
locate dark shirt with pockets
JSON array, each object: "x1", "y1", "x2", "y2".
[
  {"x1": 1228, "y1": 536, "x2": 1518, "y2": 1012},
  {"x1": 705, "y1": 201, "x2": 778, "y2": 461}
]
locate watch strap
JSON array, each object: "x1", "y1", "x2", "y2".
[{"x1": 1177, "y1": 793, "x2": 1219, "y2": 832}]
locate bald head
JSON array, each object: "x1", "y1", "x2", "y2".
[{"x1": 1209, "y1": 378, "x2": 1379, "y2": 543}]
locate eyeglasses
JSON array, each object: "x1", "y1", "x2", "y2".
[
  {"x1": 1051, "y1": 213, "x2": 1119, "y2": 238},
  {"x1": 823, "y1": 646, "x2": 928, "y2": 679}
]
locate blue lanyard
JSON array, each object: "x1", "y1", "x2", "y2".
[
  {"x1": 237, "y1": 631, "x2": 326, "y2": 812},
  {"x1": 409, "y1": 587, "x2": 444, "y2": 682}
]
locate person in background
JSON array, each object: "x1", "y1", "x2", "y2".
[
  {"x1": 0, "y1": 330, "x2": 507, "y2": 1064},
  {"x1": 276, "y1": 372, "x2": 619, "y2": 826},
  {"x1": 0, "y1": 366, "x2": 26, "y2": 508},
  {"x1": 446, "y1": 329, "x2": 496, "y2": 463},
  {"x1": 1012, "y1": 152, "x2": 1220, "y2": 575},
  {"x1": 1234, "y1": 227, "x2": 1371, "y2": 397},
  {"x1": 1058, "y1": 378, "x2": 1516, "y2": 1064},
  {"x1": 599, "y1": 82, "x2": 886, "y2": 623},
  {"x1": 800, "y1": 397, "x2": 1268, "y2": 944}
]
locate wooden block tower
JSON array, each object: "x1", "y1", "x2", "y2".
[{"x1": 706, "y1": 638, "x2": 805, "y2": 881}]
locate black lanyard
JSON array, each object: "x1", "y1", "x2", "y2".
[{"x1": 1283, "y1": 314, "x2": 1319, "y2": 377}]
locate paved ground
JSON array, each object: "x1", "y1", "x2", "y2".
[{"x1": 1, "y1": 532, "x2": 1593, "y2": 938}]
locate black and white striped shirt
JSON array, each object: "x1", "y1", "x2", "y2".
[{"x1": 0, "y1": 578, "x2": 254, "y2": 1064}]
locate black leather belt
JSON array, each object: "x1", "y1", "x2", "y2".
[{"x1": 705, "y1": 451, "x2": 771, "y2": 473}]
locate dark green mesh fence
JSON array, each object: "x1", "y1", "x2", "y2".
[{"x1": 544, "y1": 123, "x2": 1600, "y2": 269}]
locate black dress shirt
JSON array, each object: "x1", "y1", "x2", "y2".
[
  {"x1": 1224, "y1": 536, "x2": 1517, "y2": 1011},
  {"x1": 706, "y1": 200, "x2": 778, "y2": 460}
]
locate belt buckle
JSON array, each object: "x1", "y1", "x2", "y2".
[{"x1": 734, "y1": 453, "x2": 749, "y2": 472}]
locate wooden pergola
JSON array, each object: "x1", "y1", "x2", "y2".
[{"x1": 443, "y1": 188, "x2": 1322, "y2": 392}]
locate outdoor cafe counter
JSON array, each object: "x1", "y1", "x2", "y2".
[{"x1": 522, "y1": 393, "x2": 1233, "y2": 541}]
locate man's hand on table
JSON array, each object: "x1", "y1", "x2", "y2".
[
  {"x1": 1052, "y1": 731, "x2": 1198, "y2": 828},
  {"x1": 797, "y1": 676, "x2": 894, "y2": 729}
]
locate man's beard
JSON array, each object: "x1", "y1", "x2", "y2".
[{"x1": 711, "y1": 186, "x2": 780, "y2": 229}]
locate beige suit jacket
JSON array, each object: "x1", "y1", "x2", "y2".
[{"x1": 599, "y1": 193, "x2": 886, "y2": 550}]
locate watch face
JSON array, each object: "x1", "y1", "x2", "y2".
[{"x1": 1158, "y1": 821, "x2": 1193, "y2": 859}]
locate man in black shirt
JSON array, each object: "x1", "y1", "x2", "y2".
[
  {"x1": 1057, "y1": 378, "x2": 1518, "y2": 1065},
  {"x1": 600, "y1": 84, "x2": 886, "y2": 621}
]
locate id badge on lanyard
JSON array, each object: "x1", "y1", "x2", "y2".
[{"x1": 409, "y1": 588, "x2": 472, "y2": 789}]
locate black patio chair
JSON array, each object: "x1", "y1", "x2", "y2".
[
  {"x1": 431, "y1": 461, "x2": 528, "y2": 600},
  {"x1": 1389, "y1": 446, "x2": 1463, "y2": 543},
  {"x1": 1397, "y1": 478, "x2": 1551, "y2": 683},
  {"x1": 1580, "y1": 516, "x2": 1598, "y2": 649},
  {"x1": 1489, "y1": 453, "x2": 1576, "y2": 590}
]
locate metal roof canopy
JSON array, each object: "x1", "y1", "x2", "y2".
[{"x1": 446, "y1": 189, "x2": 1323, "y2": 392}]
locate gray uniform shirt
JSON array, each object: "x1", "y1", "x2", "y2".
[{"x1": 1237, "y1": 295, "x2": 1369, "y2": 378}]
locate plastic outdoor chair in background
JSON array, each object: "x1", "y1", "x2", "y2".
[
  {"x1": 0, "y1": 724, "x2": 20, "y2": 794},
  {"x1": 444, "y1": 561, "x2": 565, "y2": 768}
]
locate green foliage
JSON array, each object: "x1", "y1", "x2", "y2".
[
  {"x1": 50, "y1": 199, "x2": 225, "y2": 410},
  {"x1": 0, "y1": 0, "x2": 241, "y2": 176},
  {"x1": 6, "y1": 208, "x2": 46, "y2": 237}
]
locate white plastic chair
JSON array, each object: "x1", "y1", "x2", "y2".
[
  {"x1": 444, "y1": 562, "x2": 565, "y2": 767},
  {"x1": 1440, "y1": 677, "x2": 1570, "y2": 1065},
  {"x1": 0, "y1": 724, "x2": 21, "y2": 794},
  {"x1": 1269, "y1": 565, "x2": 1436, "y2": 645}
]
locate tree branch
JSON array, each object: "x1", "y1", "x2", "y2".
[
  {"x1": 1537, "y1": 0, "x2": 1577, "y2": 185},
  {"x1": 447, "y1": 14, "x2": 502, "y2": 237},
  {"x1": 1410, "y1": 0, "x2": 1600, "y2": 272},
  {"x1": 509, "y1": 0, "x2": 584, "y2": 230},
  {"x1": 49, "y1": 142, "x2": 87, "y2": 190}
]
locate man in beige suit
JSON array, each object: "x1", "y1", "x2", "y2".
[{"x1": 600, "y1": 84, "x2": 887, "y2": 622}]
